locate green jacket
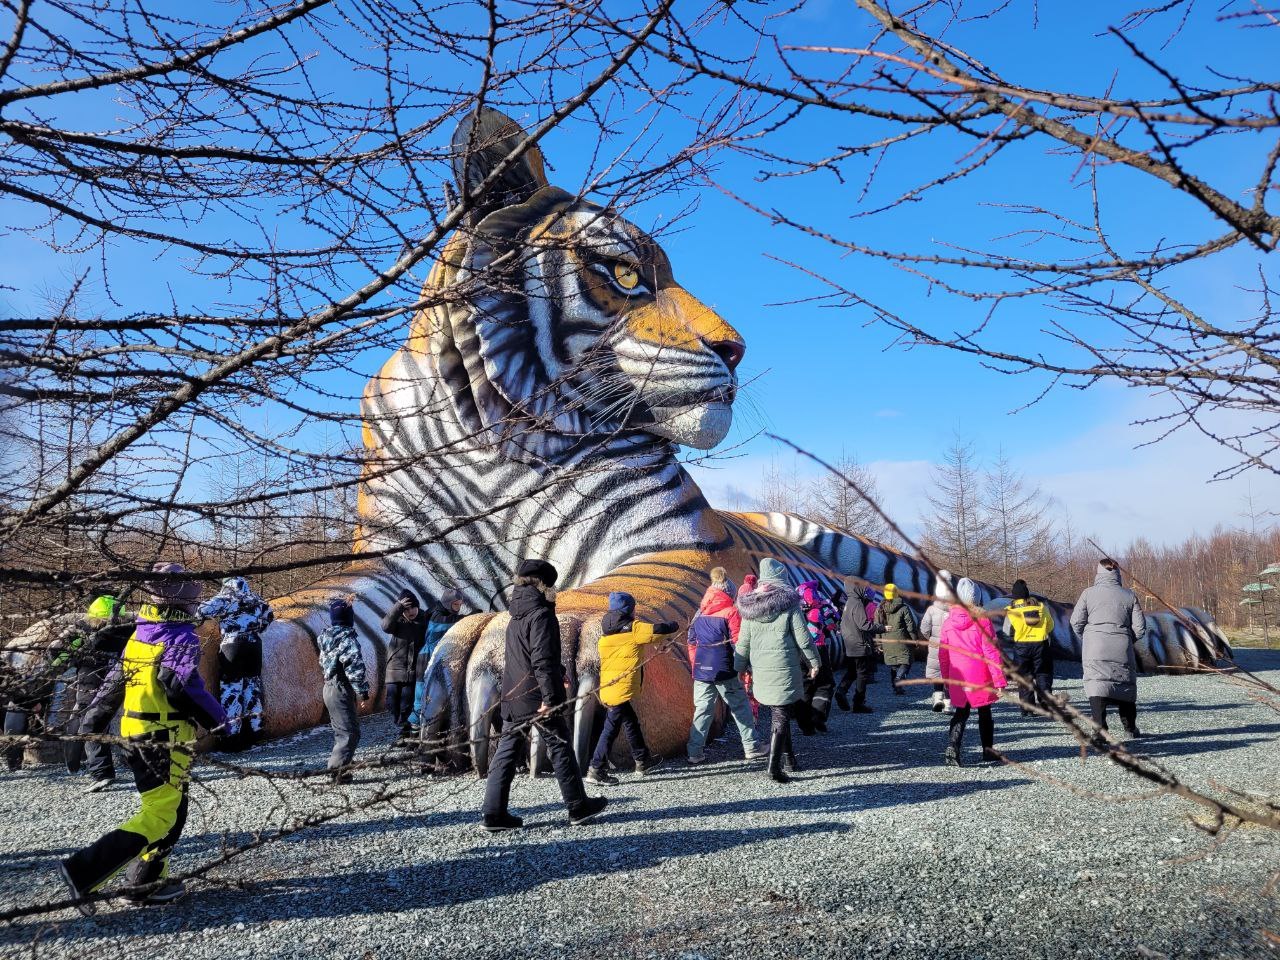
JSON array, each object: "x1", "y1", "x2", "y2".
[
  {"x1": 734, "y1": 566, "x2": 820, "y2": 707},
  {"x1": 876, "y1": 597, "x2": 920, "y2": 666}
]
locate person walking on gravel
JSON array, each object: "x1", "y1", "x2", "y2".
[
  {"x1": 1071, "y1": 559, "x2": 1146, "y2": 738},
  {"x1": 834, "y1": 578, "x2": 882, "y2": 713},
  {"x1": 197, "y1": 576, "x2": 273, "y2": 752},
  {"x1": 918, "y1": 572, "x2": 956, "y2": 714},
  {"x1": 940, "y1": 578, "x2": 1006, "y2": 767},
  {"x1": 481, "y1": 560, "x2": 606, "y2": 832},
  {"x1": 407, "y1": 588, "x2": 464, "y2": 741},
  {"x1": 797, "y1": 579, "x2": 840, "y2": 731},
  {"x1": 60, "y1": 590, "x2": 134, "y2": 792},
  {"x1": 686, "y1": 568, "x2": 764, "y2": 765},
  {"x1": 876, "y1": 583, "x2": 921, "y2": 696},
  {"x1": 587, "y1": 591, "x2": 677, "y2": 784},
  {"x1": 734, "y1": 558, "x2": 820, "y2": 784},
  {"x1": 1002, "y1": 579, "x2": 1056, "y2": 716},
  {"x1": 380, "y1": 588, "x2": 428, "y2": 738},
  {"x1": 59, "y1": 562, "x2": 227, "y2": 912},
  {"x1": 317, "y1": 596, "x2": 371, "y2": 783}
]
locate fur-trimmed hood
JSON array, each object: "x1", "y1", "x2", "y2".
[{"x1": 738, "y1": 582, "x2": 801, "y2": 623}]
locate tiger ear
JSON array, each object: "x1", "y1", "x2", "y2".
[{"x1": 451, "y1": 107, "x2": 550, "y2": 220}]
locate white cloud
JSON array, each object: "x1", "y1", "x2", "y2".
[{"x1": 687, "y1": 395, "x2": 1280, "y2": 548}]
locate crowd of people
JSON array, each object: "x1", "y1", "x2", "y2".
[{"x1": 0, "y1": 554, "x2": 1149, "y2": 911}]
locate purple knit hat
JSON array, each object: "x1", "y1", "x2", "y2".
[{"x1": 144, "y1": 562, "x2": 201, "y2": 609}]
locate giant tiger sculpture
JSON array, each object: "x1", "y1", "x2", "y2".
[{"x1": 261, "y1": 109, "x2": 1231, "y2": 772}]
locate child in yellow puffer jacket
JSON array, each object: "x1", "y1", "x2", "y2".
[{"x1": 587, "y1": 592, "x2": 677, "y2": 785}]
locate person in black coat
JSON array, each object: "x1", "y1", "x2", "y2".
[
  {"x1": 379, "y1": 588, "x2": 428, "y2": 737},
  {"x1": 834, "y1": 580, "x2": 882, "y2": 713},
  {"x1": 481, "y1": 560, "x2": 607, "y2": 832}
]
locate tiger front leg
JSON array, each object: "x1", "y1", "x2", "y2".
[{"x1": 446, "y1": 555, "x2": 708, "y2": 777}]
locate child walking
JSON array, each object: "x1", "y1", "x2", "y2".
[
  {"x1": 59, "y1": 563, "x2": 226, "y2": 912},
  {"x1": 587, "y1": 592, "x2": 677, "y2": 784},
  {"x1": 317, "y1": 596, "x2": 371, "y2": 783},
  {"x1": 939, "y1": 578, "x2": 1007, "y2": 766}
]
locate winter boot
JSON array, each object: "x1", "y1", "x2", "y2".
[
  {"x1": 931, "y1": 691, "x2": 945, "y2": 713},
  {"x1": 784, "y1": 727, "x2": 800, "y2": 773},
  {"x1": 767, "y1": 729, "x2": 791, "y2": 784},
  {"x1": 944, "y1": 745, "x2": 963, "y2": 767},
  {"x1": 943, "y1": 698, "x2": 954, "y2": 714},
  {"x1": 834, "y1": 690, "x2": 851, "y2": 712}
]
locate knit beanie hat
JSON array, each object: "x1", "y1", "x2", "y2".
[
  {"x1": 144, "y1": 562, "x2": 201, "y2": 609},
  {"x1": 934, "y1": 570, "x2": 955, "y2": 603},
  {"x1": 397, "y1": 588, "x2": 419, "y2": 607},
  {"x1": 440, "y1": 588, "x2": 462, "y2": 608},
  {"x1": 956, "y1": 577, "x2": 979, "y2": 607},
  {"x1": 329, "y1": 596, "x2": 354, "y2": 627},
  {"x1": 709, "y1": 566, "x2": 736, "y2": 599},
  {"x1": 758, "y1": 558, "x2": 792, "y2": 588},
  {"x1": 883, "y1": 583, "x2": 897, "y2": 600},
  {"x1": 741, "y1": 574, "x2": 758, "y2": 594},
  {"x1": 1011, "y1": 579, "x2": 1030, "y2": 601}
]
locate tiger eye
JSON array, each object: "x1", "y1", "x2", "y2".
[{"x1": 612, "y1": 262, "x2": 640, "y2": 290}]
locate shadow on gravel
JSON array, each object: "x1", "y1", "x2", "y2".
[
  {"x1": 174, "y1": 801, "x2": 568, "y2": 861},
  {"x1": 3, "y1": 822, "x2": 851, "y2": 941},
  {"x1": 997, "y1": 720, "x2": 1280, "y2": 764}
]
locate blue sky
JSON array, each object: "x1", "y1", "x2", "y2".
[{"x1": 5, "y1": 0, "x2": 1277, "y2": 546}]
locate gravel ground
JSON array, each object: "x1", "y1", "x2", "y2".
[{"x1": 2, "y1": 651, "x2": 1278, "y2": 960}]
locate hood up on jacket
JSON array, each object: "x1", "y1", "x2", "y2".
[
  {"x1": 699, "y1": 584, "x2": 735, "y2": 616},
  {"x1": 934, "y1": 570, "x2": 955, "y2": 602},
  {"x1": 1094, "y1": 563, "x2": 1123, "y2": 587},
  {"x1": 739, "y1": 559, "x2": 801, "y2": 623},
  {"x1": 602, "y1": 591, "x2": 636, "y2": 635}
]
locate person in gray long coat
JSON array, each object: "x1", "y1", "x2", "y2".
[
  {"x1": 1070, "y1": 559, "x2": 1146, "y2": 737},
  {"x1": 917, "y1": 570, "x2": 956, "y2": 714},
  {"x1": 734, "y1": 559, "x2": 820, "y2": 784}
]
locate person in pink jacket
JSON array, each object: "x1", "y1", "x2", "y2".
[{"x1": 939, "y1": 577, "x2": 1007, "y2": 767}]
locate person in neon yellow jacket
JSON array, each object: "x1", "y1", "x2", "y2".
[
  {"x1": 59, "y1": 563, "x2": 226, "y2": 913},
  {"x1": 1001, "y1": 579, "x2": 1056, "y2": 715}
]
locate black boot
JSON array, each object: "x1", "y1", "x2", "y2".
[
  {"x1": 784, "y1": 726, "x2": 800, "y2": 773},
  {"x1": 767, "y1": 729, "x2": 791, "y2": 784},
  {"x1": 834, "y1": 690, "x2": 851, "y2": 712}
]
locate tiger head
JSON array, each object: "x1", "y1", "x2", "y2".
[{"x1": 412, "y1": 109, "x2": 745, "y2": 461}]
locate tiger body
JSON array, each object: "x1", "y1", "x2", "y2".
[{"x1": 258, "y1": 110, "x2": 1230, "y2": 769}]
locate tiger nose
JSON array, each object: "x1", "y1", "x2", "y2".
[{"x1": 704, "y1": 337, "x2": 745, "y2": 371}]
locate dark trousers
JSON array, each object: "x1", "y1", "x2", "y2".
[
  {"x1": 384, "y1": 681, "x2": 412, "y2": 731},
  {"x1": 1006, "y1": 642, "x2": 1052, "y2": 710},
  {"x1": 836, "y1": 654, "x2": 876, "y2": 706},
  {"x1": 3, "y1": 702, "x2": 35, "y2": 772},
  {"x1": 483, "y1": 713, "x2": 588, "y2": 816},
  {"x1": 1090, "y1": 696, "x2": 1138, "y2": 732},
  {"x1": 77, "y1": 672, "x2": 125, "y2": 781},
  {"x1": 949, "y1": 704, "x2": 994, "y2": 752},
  {"x1": 324, "y1": 680, "x2": 361, "y2": 770},
  {"x1": 769, "y1": 702, "x2": 800, "y2": 767},
  {"x1": 805, "y1": 646, "x2": 835, "y2": 722},
  {"x1": 589, "y1": 701, "x2": 651, "y2": 771}
]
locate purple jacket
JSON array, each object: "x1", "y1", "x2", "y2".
[{"x1": 96, "y1": 617, "x2": 226, "y2": 730}]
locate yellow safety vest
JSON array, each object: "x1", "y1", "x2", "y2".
[{"x1": 1006, "y1": 599, "x2": 1054, "y2": 644}]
